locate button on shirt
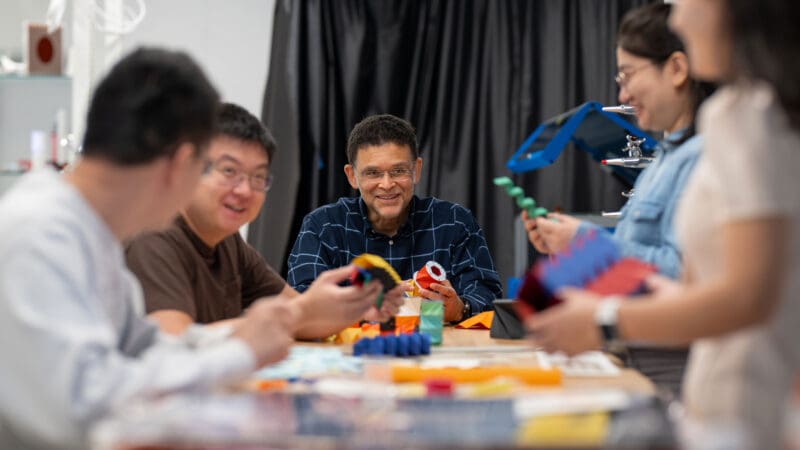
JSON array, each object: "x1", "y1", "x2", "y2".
[{"x1": 287, "y1": 196, "x2": 503, "y2": 315}]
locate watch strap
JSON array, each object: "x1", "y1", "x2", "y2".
[
  {"x1": 461, "y1": 298, "x2": 471, "y2": 319},
  {"x1": 595, "y1": 297, "x2": 624, "y2": 351}
]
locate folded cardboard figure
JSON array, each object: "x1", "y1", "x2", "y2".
[
  {"x1": 514, "y1": 230, "x2": 656, "y2": 320},
  {"x1": 490, "y1": 230, "x2": 656, "y2": 339},
  {"x1": 490, "y1": 300, "x2": 525, "y2": 339},
  {"x1": 350, "y1": 253, "x2": 402, "y2": 308}
]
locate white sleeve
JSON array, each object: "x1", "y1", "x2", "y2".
[
  {"x1": 701, "y1": 84, "x2": 800, "y2": 221},
  {"x1": 0, "y1": 236, "x2": 255, "y2": 448},
  {"x1": 178, "y1": 323, "x2": 236, "y2": 348}
]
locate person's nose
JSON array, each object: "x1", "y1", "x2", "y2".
[
  {"x1": 377, "y1": 172, "x2": 395, "y2": 189},
  {"x1": 618, "y1": 85, "x2": 631, "y2": 104},
  {"x1": 232, "y1": 174, "x2": 254, "y2": 195}
]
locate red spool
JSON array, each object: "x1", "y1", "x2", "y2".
[{"x1": 413, "y1": 261, "x2": 447, "y2": 291}]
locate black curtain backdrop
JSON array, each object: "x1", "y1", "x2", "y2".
[{"x1": 250, "y1": 0, "x2": 656, "y2": 287}]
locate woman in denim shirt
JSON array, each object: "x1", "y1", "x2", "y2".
[
  {"x1": 524, "y1": 3, "x2": 712, "y2": 279},
  {"x1": 602, "y1": 128, "x2": 701, "y2": 279},
  {"x1": 523, "y1": 3, "x2": 713, "y2": 396}
]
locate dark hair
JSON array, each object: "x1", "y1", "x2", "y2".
[
  {"x1": 216, "y1": 102, "x2": 277, "y2": 165},
  {"x1": 726, "y1": 0, "x2": 800, "y2": 131},
  {"x1": 346, "y1": 114, "x2": 418, "y2": 164},
  {"x1": 617, "y1": 3, "x2": 715, "y2": 143},
  {"x1": 82, "y1": 47, "x2": 219, "y2": 165}
]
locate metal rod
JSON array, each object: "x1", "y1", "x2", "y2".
[{"x1": 602, "y1": 105, "x2": 637, "y2": 115}]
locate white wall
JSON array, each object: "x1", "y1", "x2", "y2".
[
  {"x1": 116, "y1": 1, "x2": 277, "y2": 240},
  {"x1": 0, "y1": 0, "x2": 53, "y2": 59},
  {"x1": 2, "y1": 0, "x2": 275, "y2": 234},
  {"x1": 1, "y1": 0, "x2": 276, "y2": 130},
  {"x1": 118, "y1": 0, "x2": 276, "y2": 118}
]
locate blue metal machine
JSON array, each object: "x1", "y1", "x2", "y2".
[
  {"x1": 503, "y1": 102, "x2": 656, "y2": 297},
  {"x1": 506, "y1": 101, "x2": 655, "y2": 184}
]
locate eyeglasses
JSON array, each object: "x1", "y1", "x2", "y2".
[
  {"x1": 614, "y1": 63, "x2": 653, "y2": 87},
  {"x1": 207, "y1": 159, "x2": 273, "y2": 192},
  {"x1": 358, "y1": 166, "x2": 415, "y2": 182}
]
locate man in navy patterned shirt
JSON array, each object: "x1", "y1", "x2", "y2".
[{"x1": 288, "y1": 114, "x2": 503, "y2": 322}]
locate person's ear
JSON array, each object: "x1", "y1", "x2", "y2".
[
  {"x1": 413, "y1": 157, "x2": 422, "y2": 184},
  {"x1": 163, "y1": 142, "x2": 197, "y2": 185},
  {"x1": 669, "y1": 51, "x2": 690, "y2": 88},
  {"x1": 344, "y1": 164, "x2": 359, "y2": 189}
]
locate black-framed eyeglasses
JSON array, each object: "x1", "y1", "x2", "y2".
[
  {"x1": 207, "y1": 159, "x2": 273, "y2": 192},
  {"x1": 614, "y1": 62, "x2": 654, "y2": 87}
]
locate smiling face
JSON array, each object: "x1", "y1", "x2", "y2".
[
  {"x1": 344, "y1": 142, "x2": 422, "y2": 236},
  {"x1": 182, "y1": 135, "x2": 269, "y2": 246},
  {"x1": 616, "y1": 48, "x2": 692, "y2": 134}
]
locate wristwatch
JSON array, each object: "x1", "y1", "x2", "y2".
[
  {"x1": 460, "y1": 298, "x2": 471, "y2": 321},
  {"x1": 594, "y1": 297, "x2": 625, "y2": 352}
]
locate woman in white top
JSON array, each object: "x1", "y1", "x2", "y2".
[{"x1": 524, "y1": 0, "x2": 800, "y2": 448}]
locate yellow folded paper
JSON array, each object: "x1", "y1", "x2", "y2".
[{"x1": 517, "y1": 412, "x2": 609, "y2": 446}]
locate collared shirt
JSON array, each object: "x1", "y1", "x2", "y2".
[
  {"x1": 578, "y1": 128, "x2": 703, "y2": 278},
  {"x1": 0, "y1": 170, "x2": 255, "y2": 449},
  {"x1": 287, "y1": 196, "x2": 503, "y2": 314}
]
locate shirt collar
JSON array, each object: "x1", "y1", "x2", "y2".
[
  {"x1": 358, "y1": 195, "x2": 418, "y2": 238},
  {"x1": 660, "y1": 127, "x2": 690, "y2": 152},
  {"x1": 176, "y1": 214, "x2": 217, "y2": 260}
]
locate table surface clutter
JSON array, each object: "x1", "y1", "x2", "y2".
[{"x1": 91, "y1": 328, "x2": 675, "y2": 449}]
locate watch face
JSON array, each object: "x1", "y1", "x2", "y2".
[{"x1": 595, "y1": 299, "x2": 620, "y2": 326}]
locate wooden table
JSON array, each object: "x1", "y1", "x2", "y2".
[
  {"x1": 95, "y1": 327, "x2": 668, "y2": 450},
  {"x1": 437, "y1": 327, "x2": 656, "y2": 394}
]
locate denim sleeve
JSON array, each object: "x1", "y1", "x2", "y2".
[
  {"x1": 576, "y1": 216, "x2": 680, "y2": 278},
  {"x1": 616, "y1": 223, "x2": 681, "y2": 278},
  {"x1": 612, "y1": 149, "x2": 700, "y2": 279},
  {"x1": 449, "y1": 209, "x2": 504, "y2": 314}
]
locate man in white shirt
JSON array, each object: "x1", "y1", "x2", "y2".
[{"x1": 0, "y1": 47, "x2": 383, "y2": 449}]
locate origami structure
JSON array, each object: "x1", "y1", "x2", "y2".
[
  {"x1": 350, "y1": 253, "x2": 403, "y2": 308},
  {"x1": 515, "y1": 230, "x2": 656, "y2": 319}
]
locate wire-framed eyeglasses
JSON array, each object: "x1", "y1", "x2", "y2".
[
  {"x1": 358, "y1": 166, "x2": 415, "y2": 182},
  {"x1": 205, "y1": 159, "x2": 273, "y2": 192},
  {"x1": 614, "y1": 62, "x2": 654, "y2": 87}
]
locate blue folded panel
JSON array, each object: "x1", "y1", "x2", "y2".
[{"x1": 507, "y1": 101, "x2": 656, "y2": 184}]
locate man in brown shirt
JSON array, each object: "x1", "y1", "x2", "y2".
[{"x1": 126, "y1": 103, "x2": 404, "y2": 339}]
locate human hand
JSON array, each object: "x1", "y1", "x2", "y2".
[
  {"x1": 420, "y1": 279, "x2": 464, "y2": 322},
  {"x1": 644, "y1": 274, "x2": 685, "y2": 298},
  {"x1": 533, "y1": 212, "x2": 580, "y2": 254},
  {"x1": 233, "y1": 297, "x2": 298, "y2": 368},
  {"x1": 299, "y1": 265, "x2": 384, "y2": 332},
  {"x1": 521, "y1": 210, "x2": 551, "y2": 254},
  {"x1": 363, "y1": 280, "x2": 409, "y2": 322},
  {"x1": 525, "y1": 287, "x2": 603, "y2": 355}
]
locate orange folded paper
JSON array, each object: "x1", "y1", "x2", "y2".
[
  {"x1": 332, "y1": 322, "x2": 381, "y2": 344},
  {"x1": 391, "y1": 365, "x2": 562, "y2": 386},
  {"x1": 455, "y1": 311, "x2": 494, "y2": 329}
]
